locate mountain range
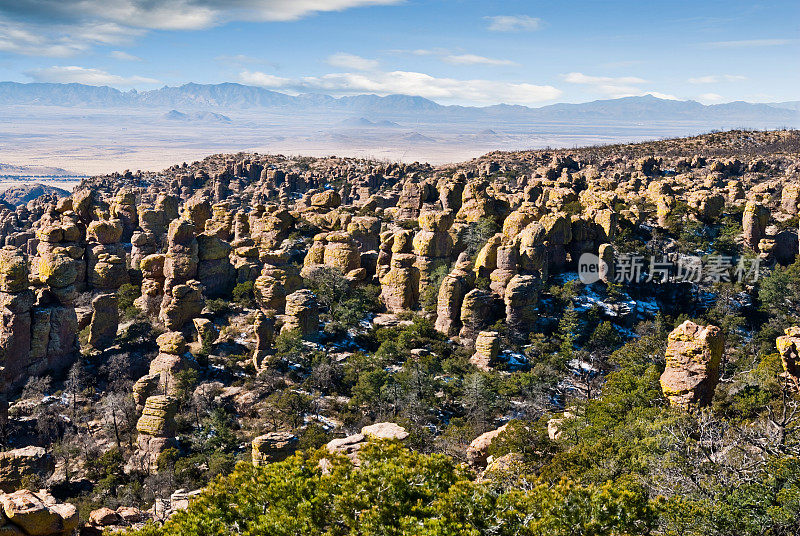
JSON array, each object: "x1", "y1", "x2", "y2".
[{"x1": 1, "y1": 82, "x2": 797, "y2": 125}]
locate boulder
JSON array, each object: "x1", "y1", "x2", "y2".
[
  {"x1": 0, "y1": 490, "x2": 64, "y2": 536},
  {"x1": 466, "y1": 423, "x2": 509, "y2": 469}
]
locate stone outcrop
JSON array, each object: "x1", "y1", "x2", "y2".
[
  {"x1": 504, "y1": 274, "x2": 540, "y2": 342},
  {"x1": 252, "y1": 311, "x2": 274, "y2": 371},
  {"x1": 660, "y1": 321, "x2": 724, "y2": 410},
  {"x1": 135, "y1": 253, "x2": 166, "y2": 317},
  {"x1": 88, "y1": 292, "x2": 118, "y2": 350},
  {"x1": 380, "y1": 253, "x2": 418, "y2": 313},
  {"x1": 743, "y1": 201, "x2": 770, "y2": 250},
  {"x1": 435, "y1": 253, "x2": 474, "y2": 336},
  {"x1": 251, "y1": 432, "x2": 298, "y2": 466},
  {"x1": 148, "y1": 332, "x2": 191, "y2": 395},
  {"x1": 281, "y1": 290, "x2": 319, "y2": 340},
  {"x1": 159, "y1": 218, "x2": 204, "y2": 329}
]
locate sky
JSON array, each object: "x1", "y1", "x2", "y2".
[{"x1": 0, "y1": 0, "x2": 797, "y2": 107}]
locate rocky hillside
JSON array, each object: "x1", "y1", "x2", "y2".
[{"x1": 0, "y1": 129, "x2": 799, "y2": 535}]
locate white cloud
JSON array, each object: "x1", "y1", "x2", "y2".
[
  {"x1": 27, "y1": 65, "x2": 160, "y2": 86},
  {"x1": 109, "y1": 50, "x2": 141, "y2": 61},
  {"x1": 443, "y1": 54, "x2": 516, "y2": 66},
  {"x1": 703, "y1": 38, "x2": 796, "y2": 48},
  {"x1": 698, "y1": 93, "x2": 725, "y2": 104},
  {"x1": 688, "y1": 74, "x2": 747, "y2": 84},
  {"x1": 562, "y1": 72, "x2": 647, "y2": 97},
  {"x1": 0, "y1": 0, "x2": 403, "y2": 56},
  {"x1": 485, "y1": 15, "x2": 541, "y2": 32},
  {"x1": 326, "y1": 53, "x2": 379, "y2": 71},
  {"x1": 241, "y1": 69, "x2": 561, "y2": 105},
  {"x1": 240, "y1": 71, "x2": 292, "y2": 88},
  {"x1": 562, "y1": 72, "x2": 678, "y2": 100}
]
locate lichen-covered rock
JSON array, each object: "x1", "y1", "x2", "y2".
[
  {"x1": 132, "y1": 374, "x2": 160, "y2": 410},
  {"x1": 86, "y1": 219, "x2": 123, "y2": 245},
  {"x1": 88, "y1": 251, "x2": 128, "y2": 290},
  {"x1": 660, "y1": 321, "x2": 724, "y2": 410},
  {"x1": 323, "y1": 232, "x2": 361, "y2": 272},
  {"x1": 435, "y1": 275, "x2": 467, "y2": 337},
  {"x1": 183, "y1": 198, "x2": 213, "y2": 230},
  {"x1": 781, "y1": 184, "x2": 800, "y2": 213},
  {"x1": 252, "y1": 432, "x2": 298, "y2": 466},
  {"x1": 136, "y1": 395, "x2": 178, "y2": 437},
  {"x1": 252, "y1": 311, "x2": 274, "y2": 370},
  {"x1": 471, "y1": 331, "x2": 500, "y2": 371},
  {"x1": 489, "y1": 245, "x2": 517, "y2": 299},
  {"x1": 254, "y1": 274, "x2": 286, "y2": 313},
  {"x1": 0, "y1": 248, "x2": 28, "y2": 293},
  {"x1": 0, "y1": 447, "x2": 54, "y2": 493},
  {"x1": 136, "y1": 254, "x2": 165, "y2": 317},
  {"x1": 197, "y1": 234, "x2": 231, "y2": 261},
  {"x1": 36, "y1": 251, "x2": 78, "y2": 289},
  {"x1": 474, "y1": 234, "x2": 503, "y2": 278},
  {"x1": 157, "y1": 331, "x2": 187, "y2": 355}
]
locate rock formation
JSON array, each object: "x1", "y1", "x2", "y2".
[{"x1": 660, "y1": 321, "x2": 724, "y2": 410}]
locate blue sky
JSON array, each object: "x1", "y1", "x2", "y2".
[{"x1": 0, "y1": 0, "x2": 797, "y2": 106}]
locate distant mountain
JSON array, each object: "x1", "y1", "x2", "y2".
[
  {"x1": 337, "y1": 117, "x2": 401, "y2": 128},
  {"x1": 0, "y1": 82, "x2": 797, "y2": 126},
  {"x1": 0, "y1": 162, "x2": 78, "y2": 176},
  {"x1": 162, "y1": 109, "x2": 232, "y2": 122},
  {"x1": 0, "y1": 183, "x2": 70, "y2": 206},
  {"x1": 767, "y1": 101, "x2": 800, "y2": 111}
]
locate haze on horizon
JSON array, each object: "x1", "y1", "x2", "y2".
[{"x1": 0, "y1": 0, "x2": 798, "y2": 176}]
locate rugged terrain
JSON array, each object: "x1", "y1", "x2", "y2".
[{"x1": 0, "y1": 129, "x2": 799, "y2": 535}]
